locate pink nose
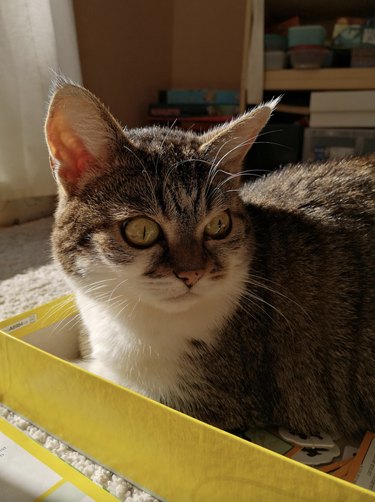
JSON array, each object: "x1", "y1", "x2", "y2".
[{"x1": 175, "y1": 270, "x2": 205, "y2": 288}]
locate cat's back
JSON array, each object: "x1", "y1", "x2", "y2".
[
  {"x1": 237, "y1": 156, "x2": 374, "y2": 436},
  {"x1": 241, "y1": 155, "x2": 375, "y2": 226},
  {"x1": 239, "y1": 153, "x2": 375, "y2": 345}
]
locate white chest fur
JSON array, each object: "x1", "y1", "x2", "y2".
[
  {"x1": 69, "y1": 247, "x2": 249, "y2": 403},
  {"x1": 75, "y1": 288, "x2": 238, "y2": 402}
]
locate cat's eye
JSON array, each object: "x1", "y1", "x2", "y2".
[
  {"x1": 204, "y1": 211, "x2": 232, "y2": 240},
  {"x1": 121, "y1": 217, "x2": 161, "y2": 248}
]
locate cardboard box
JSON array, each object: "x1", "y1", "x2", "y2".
[{"x1": 0, "y1": 296, "x2": 374, "y2": 501}]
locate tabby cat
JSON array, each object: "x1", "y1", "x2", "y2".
[{"x1": 45, "y1": 80, "x2": 375, "y2": 436}]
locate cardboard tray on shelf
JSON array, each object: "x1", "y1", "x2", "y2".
[{"x1": 0, "y1": 296, "x2": 374, "y2": 501}]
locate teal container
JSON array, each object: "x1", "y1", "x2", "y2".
[
  {"x1": 288, "y1": 25, "x2": 326, "y2": 48},
  {"x1": 264, "y1": 33, "x2": 287, "y2": 51}
]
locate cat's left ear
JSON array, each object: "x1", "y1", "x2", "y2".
[
  {"x1": 199, "y1": 98, "x2": 280, "y2": 172},
  {"x1": 45, "y1": 78, "x2": 125, "y2": 193}
]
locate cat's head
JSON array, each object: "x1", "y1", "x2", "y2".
[{"x1": 45, "y1": 80, "x2": 276, "y2": 313}]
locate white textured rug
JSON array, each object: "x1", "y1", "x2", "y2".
[{"x1": 0, "y1": 217, "x2": 157, "y2": 502}]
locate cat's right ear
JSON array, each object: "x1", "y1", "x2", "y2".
[{"x1": 45, "y1": 79, "x2": 124, "y2": 193}]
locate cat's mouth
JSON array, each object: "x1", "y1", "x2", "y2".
[
  {"x1": 166, "y1": 290, "x2": 198, "y2": 303},
  {"x1": 147, "y1": 289, "x2": 200, "y2": 313}
]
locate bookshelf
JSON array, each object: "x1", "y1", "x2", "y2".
[
  {"x1": 264, "y1": 68, "x2": 375, "y2": 91},
  {"x1": 242, "y1": 0, "x2": 375, "y2": 167},
  {"x1": 242, "y1": 0, "x2": 375, "y2": 103}
]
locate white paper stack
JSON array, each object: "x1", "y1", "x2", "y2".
[{"x1": 310, "y1": 91, "x2": 375, "y2": 128}]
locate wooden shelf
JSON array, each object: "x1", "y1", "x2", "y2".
[
  {"x1": 264, "y1": 68, "x2": 375, "y2": 91},
  {"x1": 265, "y1": 0, "x2": 373, "y2": 21}
]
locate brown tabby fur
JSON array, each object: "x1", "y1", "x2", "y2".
[
  {"x1": 47, "y1": 81, "x2": 375, "y2": 436},
  {"x1": 175, "y1": 157, "x2": 375, "y2": 434}
]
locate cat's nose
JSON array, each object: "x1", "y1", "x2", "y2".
[{"x1": 174, "y1": 270, "x2": 205, "y2": 288}]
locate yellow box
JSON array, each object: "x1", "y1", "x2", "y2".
[{"x1": 0, "y1": 296, "x2": 374, "y2": 501}]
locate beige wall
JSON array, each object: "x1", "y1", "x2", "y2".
[
  {"x1": 73, "y1": 0, "x2": 246, "y2": 127},
  {"x1": 73, "y1": 0, "x2": 174, "y2": 127},
  {"x1": 171, "y1": 0, "x2": 246, "y2": 89}
]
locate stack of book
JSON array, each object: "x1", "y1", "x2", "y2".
[{"x1": 148, "y1": 88, "x2": 240, "y2": 131}]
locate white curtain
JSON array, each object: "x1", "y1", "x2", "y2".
[{"x1": 0, "y1": 0, "x2": 81, "y2": 202}]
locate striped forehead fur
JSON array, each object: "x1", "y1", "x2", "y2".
[{"x1": 52, "y1": 124, "x2": 247, "y2": 280}]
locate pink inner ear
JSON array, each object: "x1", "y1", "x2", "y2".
[{"x1": 47, "y1": 117, "x2": 94, "y2": 183}]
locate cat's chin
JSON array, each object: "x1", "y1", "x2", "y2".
[{"x1": 148, "y1": 291, "x2": 200, "y2": 313}]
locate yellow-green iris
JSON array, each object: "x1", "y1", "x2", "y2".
[
  {"x1": 204, "y1": 211, "x2": 231, "y2": 239},
  {"x1": 123, "y1": 217, "x2": 160, "y2": 248}
]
